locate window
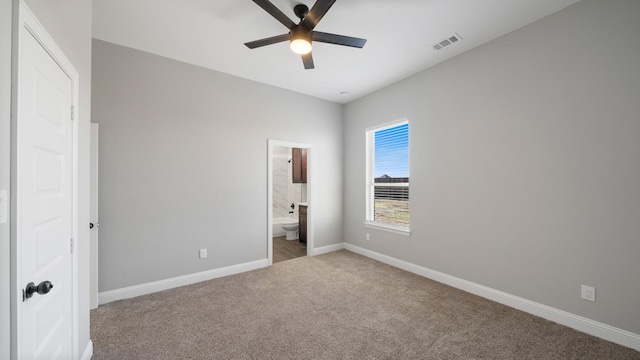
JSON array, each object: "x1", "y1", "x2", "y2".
[{"x1": 366, "y1": 120, "x2": 409, "y2": 233}]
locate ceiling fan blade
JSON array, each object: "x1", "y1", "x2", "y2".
[
  {"x1": 312, "y1": 31, "x2": 367, "y2": 48},
  {"x1": 245, "y1": 34, "x2": 290, "y2": 49},
  {"x1": 302, "y1": 52, "x2": 315, "y2": 69},
  {"x1": 252, "y1": 0, "x2": 296, "y2": 29},
  {"x1": 302, "y1": 0, "x2": 336, "y2": 30}
]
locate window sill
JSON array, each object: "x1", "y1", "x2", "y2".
[{"x1": 364, "y1": 222, "x2": 411, "y2": 236}]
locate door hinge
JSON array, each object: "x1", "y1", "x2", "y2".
[
  {"x1": 71, "y1": 105, "x2": 74, "y2": 121},
  {"x1": 70, "y1": 238, "x2": 74, "y2": 253}
]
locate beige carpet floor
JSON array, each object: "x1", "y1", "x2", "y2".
[{"x1": 91, "y1": 250, "x2": 640, "y2": 359}]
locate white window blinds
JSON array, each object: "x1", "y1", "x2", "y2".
[{"x1": 366, "y1": 120, "x2": 409, "y2": 230}]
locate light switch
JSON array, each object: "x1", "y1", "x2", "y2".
[{"x1": 0, "y1": 190, "x2": 7, "y2": 224}]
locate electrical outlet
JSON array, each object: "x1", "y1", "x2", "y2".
[
  {"x1": 365, "y1": 233, "x2": 370, "y2": 241},
  {"x1": 199, "y1": 248, "x2": 207, "y2": 259},
  {"x1": 581, "y1": 285, "x2": 595, "y2": 302}
]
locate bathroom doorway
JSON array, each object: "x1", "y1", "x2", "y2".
[{"x1": 267, "y1": 139, "x2": 313, "y2": 265}]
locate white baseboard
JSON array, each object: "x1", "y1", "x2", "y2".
[
  {"x1": 344, "y1": 243, "x2": 640, "y2": 352},
  {"x1": 313, "y1": 242, "x2": 345, "y2": 256},
  {"x1": 98, "y1": 259, "x2": 269, "y2": 305},
  {"x1": 80, "y1": 340, "x2": 93, "y2": 360}
]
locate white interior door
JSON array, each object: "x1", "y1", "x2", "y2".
[
  {"x1": 90, "y1": 123, "x2": 99, "y2": 309},
  {"x1": 16, "y1": 4, "x2": 77, "y2": 359}
]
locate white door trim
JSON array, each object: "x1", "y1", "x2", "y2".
[
  {"x1": 267, "y1": 139, "x2": 314, "y2": 265},
  {"x1": 90, "y1": 123, "x2": 98, "y2": 309},
  {"x1": 11, "y1": 1, "x2": 80, "y2": 358}
]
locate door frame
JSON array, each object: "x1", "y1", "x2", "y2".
[
  {"x1": 267, "y1": 139, "x2": 314, "y2": 265},
  {"x1": 10, "y1": 2, "x2": 80, "y2": 358},
  {"x1": 90, "y1": 123, "x2": 98, "y2": 309}
]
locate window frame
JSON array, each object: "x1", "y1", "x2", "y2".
[{"x1": 364, "y1": 119, "x2": 411, "y2": 236}]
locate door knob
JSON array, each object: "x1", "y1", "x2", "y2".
[{"x1": 23, "y1": 280, "x2": 53, "y2": 301}]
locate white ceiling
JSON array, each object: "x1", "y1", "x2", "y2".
[{"x1": 93, "y1": 0, "x2": 581, "y2": 104}]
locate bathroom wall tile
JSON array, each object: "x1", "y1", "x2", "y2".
[
  {"x1": 273, "y1": 152, "x2": 305, "y2": 220},
  {"x1": 273, "y1": 156, "x2": 289, "y2": 218}
]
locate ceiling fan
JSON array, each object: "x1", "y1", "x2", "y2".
[{"x1": 244, "y1": 0, "x2": 367, "y2": 69}]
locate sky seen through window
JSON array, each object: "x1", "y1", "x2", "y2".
[{"x1": 374, "y1": 123, "x2": 409, "y2": 178}]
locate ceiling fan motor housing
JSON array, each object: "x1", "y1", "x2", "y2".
[{"x1": 290, "y1": 25, "x2": 311, "y2": 42}]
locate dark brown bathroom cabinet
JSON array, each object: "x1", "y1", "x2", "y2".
[
  {"x1": 292, "y1": 148, "x2": 307, "y2": 184},
  {"x1": 299, "y1": 205, "x2": 307, "y2": 244}
]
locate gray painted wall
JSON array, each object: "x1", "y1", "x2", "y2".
[
  {"x1": 343, "y1": 0, "x2": 640, "y2": 335},
  {"x1": 21, "y1": 0, "x2": 93, "y2": 355},
  {"x1": 91, "y1": 39, "x2": 343, "y2": 292},
  {"x1": 1, "y1": 0, "x2": 11, "y2": 358}
]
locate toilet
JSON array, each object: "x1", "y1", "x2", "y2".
[{"x1": 281, "y1": 221, "x2": 299, "y2": 240}]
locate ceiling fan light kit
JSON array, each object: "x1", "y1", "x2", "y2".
[
  {"x1": 290, "y1": 27, "x2": 312, "y2": 54},
  {"x1": 290, "y1": 40, "x2": 312, "y2": 55},
  {"x1": 245, "y1": 0, "x2": 367, "y2": 69}
]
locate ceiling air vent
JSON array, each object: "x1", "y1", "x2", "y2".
[{"x1": 432, "y1": 33, "x2": 463, "y2": 51}]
